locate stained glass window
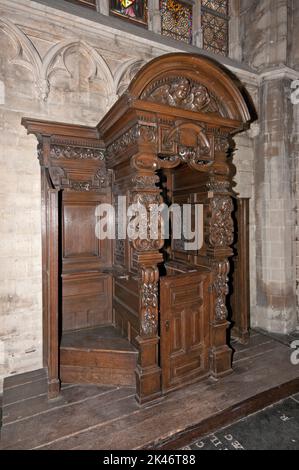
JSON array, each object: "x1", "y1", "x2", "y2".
[
  {"x1": 160, "y1": 0, "x2": 193, "y2": 44},
  {"x1": 110, "y1": 0, "x2": 148, "y2": 26},
  {"x1": 201, "y1": 0, "x2": 229, "y2": 56}
]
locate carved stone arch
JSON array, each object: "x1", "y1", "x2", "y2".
[
  {"x1": 43, "y1": 40, "x2": 115, "y2": 106},
  {"x1": 114, "y1": 58, "x2": 147, "y2": 98},
  {"x1": 0, "y1": 18, "x2": 43, "y2": 95},
  {"x1": 0, "y1": 21, "x2": 115, "y2": 104},
  {"x1": 126, "y1": 53, "x2": 251, "y2": 124}
]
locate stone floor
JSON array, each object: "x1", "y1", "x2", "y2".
[
  {"x1": 255, "y1": 327, "x2": 299, "y2": 347},
  {"x1": 183, "y1": 394, "x2": 299, "y2": 450}
]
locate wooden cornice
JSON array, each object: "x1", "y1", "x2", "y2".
[{"x1": 21, "y1": 117, "x2": 102, "y2": 143}]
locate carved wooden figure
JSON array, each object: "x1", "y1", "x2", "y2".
[{"x1": 22, "y1": 53, "x2": 252, "y2": 404}]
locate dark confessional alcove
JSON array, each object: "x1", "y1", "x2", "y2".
[{"x1": 22, "y1": 53, "x2": 252, "y2": 405}]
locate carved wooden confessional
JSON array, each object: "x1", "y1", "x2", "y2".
[{"x1": 22, "y1": 53, "x2": 251, "y2": 404}]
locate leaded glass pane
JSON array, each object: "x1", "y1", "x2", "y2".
[
  {"x1": 110, "y1": 1, "x2": 148, "y2": 26},
  {"x1": 202, "y1": 5, "x2": 229, "y2": 56},
  {"x1": 160, "y1": 0, "x2": 193, "y2": 44},
  {"x1": 201, "y1": 0, "x2": 228, "y2": 15}
]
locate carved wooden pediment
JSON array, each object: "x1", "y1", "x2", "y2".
[{"x1": 140, "y1": 76, "x2": 227, "y2": 118}]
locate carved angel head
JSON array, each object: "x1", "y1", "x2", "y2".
[
  {"x1": 191, "y1": 85, "x2": 211, "y2": 111},
  {"x1": 170, "y1": 78, "x2": 191, "y2": 103}
]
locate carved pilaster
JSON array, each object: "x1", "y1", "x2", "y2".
[
  {"x1": 207, "y1": 134, "x2": 234, "y2": 378},
  {"x1": 209, "y1": 196, "x2": 234, "y2": 248},
  {"x1": 129, "y1": 143, "x2": 163, "y2": 404},
  {"x1": 135, "y1": 255, "x2": 162, "y2": 404}
]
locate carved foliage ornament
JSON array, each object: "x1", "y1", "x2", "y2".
[
  {"x1": 214, "y1": 134, "x2": 230, "y2": 153},
  {"x1": 70, "y1": 181, "x2": 92, "y2": 192},
  {"x1": 50, "y1": 144, "x2": 105, "y2": 161},
  {"x1": 140, "y1": 266, "x2": 159, "y2": 337},
  {"x1": 107, "y1": 124, "x2": 157, "y2": 159},
  {"x1": 132, "y1": 175, "x2": 160, "y2": 189},
  {"x1": 211, "y1": 260, "x2": 230, "y2": 321},
  {"x1": 209, "y1": 196, "x2": 234, "y2": 247},
  {"x1": 207, "y1": 180, "x2": 230, "y2": 193},
  {"x1": 141, "y1": 76, "x2": 224, "y2": 116}
]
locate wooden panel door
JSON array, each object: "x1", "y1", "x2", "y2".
[{"x1": 160, "y1": 271, "x2": 211, "y2": 393}]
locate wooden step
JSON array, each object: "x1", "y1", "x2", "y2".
[{"x1": 60, "y1": 325, "x2": 138, "y2": 386}]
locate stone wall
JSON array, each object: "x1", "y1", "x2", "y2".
[
  {"x1": 0, "y1": 0, "x2": 257, "y2": 390},
  {"x1": 240, "y1": 0, "x2": 299, "y2": 332},
  {"x1": 290, "y1": 1, "x2": 299, "y2": 327}
]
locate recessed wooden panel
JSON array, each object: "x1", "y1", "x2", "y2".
[
  {"x1": 62, "y1": 273, "x2": 112, "y2": 331},
  {"x1": 63, "y1": 202, "x2": 99, "y2": 258},
  {"x1": 62, "y1": 192, "x2": 112, "y2": 272},
  {"x1": 172, "y1": 164, "x2": 207, "y2": 192},
  {"x1": 172, "y1": 284, "x2": 202, "y2": 305},
  {"x1": 160, "y1": 271, "x2": 211, "y2": 392}
]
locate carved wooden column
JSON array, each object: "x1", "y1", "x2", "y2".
[
  {"x1": 130, "y1": 143, "x2": 164, "y2": 404},
  {"x1": 207, "y1": 132, "x2": 234, "y2": 377}
]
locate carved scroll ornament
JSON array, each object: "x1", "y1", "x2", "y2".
[
  {"x1": 158, "y1": 123, "x2": 213, "y2": 170},
  {"x1": 129, "y1": 192, "x2": 164, "y2": 252},
  {"x1": 48, "y1": 164, "x2": 110, "y2": 191}
]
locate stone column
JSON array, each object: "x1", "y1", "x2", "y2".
[
  {"x1": 96, "y1": 0, "x2": 109, "y2": 15},
  {"x1": 229, "y1": 0, "x2": 242, "y2": 61},
  {"x1": 148, "y1": 0, "x2": 161, "y2": 34},
  {"x1": 192, "y1": 0, "x2": 203, "y2": 48},
  {"x1": 240, "y1": 0, "x2": 299, "y2": 333},
  {"x1": 253, "y1": 77, "x2": 297, "y2": 333}
]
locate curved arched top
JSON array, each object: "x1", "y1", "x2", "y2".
[{"x1": 127, "y1": 53, "x2": 251, "y2": 124}]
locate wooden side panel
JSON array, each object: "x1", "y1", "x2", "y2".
[
  {"x1": 61, "y1": 191, "x2": 112, "y2": 331},
  {"x1": 160, "y1": 271, "x2": 211, "y2": 392},
  {"x1": 62, "y1": 273, "x2": 112, "y2": 331},
  {"x1": 170, "y1": 164, "x2": 209, "y2": 266},
  {"x1": 231, "y1": 198, "x2": 250, "y2": 343},
  {"x1": 62, "y1": 192, "x2": 112, "y2": 273},
  {"x1": 113, "y1": 277, "x2": 139, "y2": 346},
  {"x1": 41, "y1": 168, "x2": 60, "y2": 398}
]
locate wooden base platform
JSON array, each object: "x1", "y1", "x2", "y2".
[
  {"x1": 0, "y1": 331, "x2": 298, "y2": 450},
  {"x1": 60, "y1": 325, "x2": 138, "y2": 386}
]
